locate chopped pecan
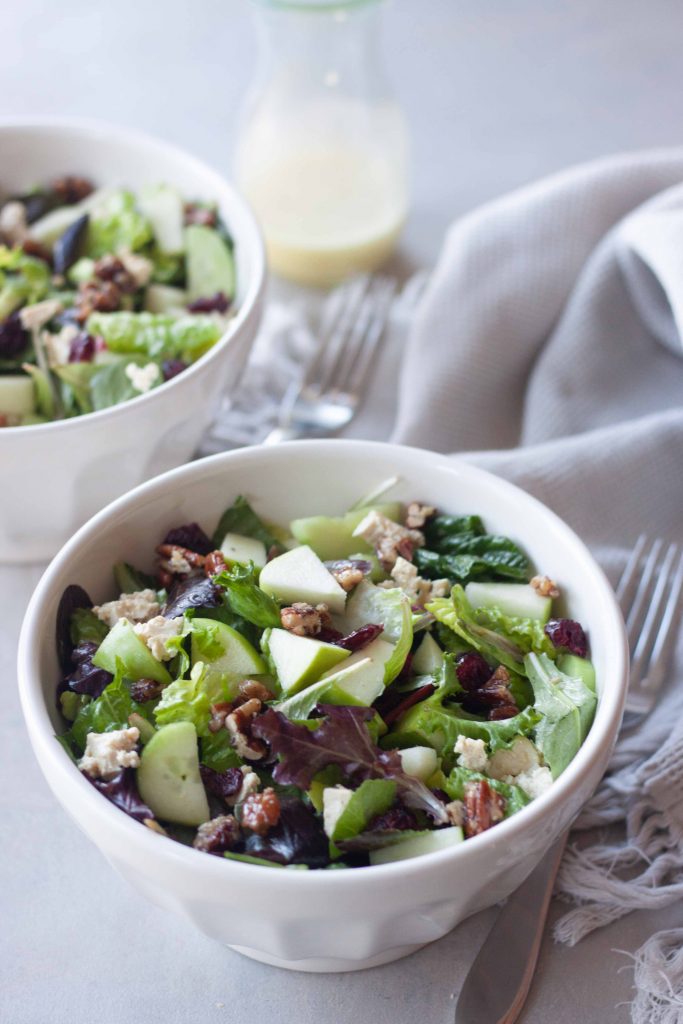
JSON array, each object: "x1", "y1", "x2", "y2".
[
  {"x1": 463, "y1": 779, "x2": 506, "y2": 838},
  {"x1": 461, "y1": 665, "x2": 519, "y2": 720},
  {"x1": 204, "y1": 549, "x2": 228, "y2": 576},
  {"x1": 226, "y1": 699, "x2": 267, "y2": 760},
  {"x1": 21, "y1": 238, "x2": 52, "y2": 264},
  {"x1": 193, "y1": 814, "x2": 241, "y2": 853},
  {"x1": 208, "y1": 701, "x2": 234, "y2": 734},
  {"x1": 156, "y1": 543, "x2": 205, "y2": 577},
  {"x1": 353, "y1": 510, "x2": 425, "y2": 570},
  {"x1": 530, "y1": 575, "x2": 560, "y2": 599},
  {"x1": 184, "y1": 202, "x2": 217, "y2": 228},
  {"x1": 75, "y1": 279, "x2": 121, "y2": 322},
  {"x1": 237, "y1": 679, "x2": 274, "y2": 703},
  {"x1": 405, "y1": 502, "x2": 436, "y2": 530},
  {"x1": 129, "y1": 677, "x2": 165, "y2": 703},
  {"x1": 280, "y1": 602, "x2": 331, "y2": 637},
  {"x1": 52, "y1": 175, "x2": 94, "y2": 205},
  {"x1": 93, "y1": 254, "x2": 137, "y2": 293},
  {"x1": 240, "y1": 788, "x2": 280, "y2": 836},
  {"x1": 329, "y1": 563, "x2": 365, "y2": 592}
]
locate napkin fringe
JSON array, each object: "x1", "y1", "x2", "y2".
[{"x1": 622, "y1": 929, "x2": 683, "y2": 1024}]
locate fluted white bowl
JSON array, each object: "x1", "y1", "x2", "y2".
[
  {"x1": 17, "y1": 441, "x2": 627, "y2": 972},
  {"x1": 0, "y1": 118, "x2": 266, "y2": 562}
]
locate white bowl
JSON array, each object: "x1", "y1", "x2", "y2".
[
  {"x1": 0, "y1": 118, "x2": 266, "y2": 563},
  {"x1": 17, "y1": 440, "x2": 627, "y2": 972}
]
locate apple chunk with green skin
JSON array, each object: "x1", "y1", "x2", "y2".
[
  {"x1": 92, "y1": 618, "x2": 171, "y2": 685},
  {"x1": 369, "y1": 826, "x2": 464, "y2": 865},
  {"x1": 259, "y1": 544, "x2": 347, "y2": 614},
  {"x1": 266, "y1": 627, "x2": 350, "y2": 695},
  {"x1": 321, "y1": 636, "x2": 394, "y2": 696},
  {"x1": 190, "y1": 617, "x2": 266, "y2": 694},
  {"x1": 465, "y1": 582, "x2": 552, "y2": 623},
  {"x1": 219, "y1": 532, "x2": 267, "y2": 569},
  {"x1": 137, "y1": 721, "x2": 210, "y2": 826}
]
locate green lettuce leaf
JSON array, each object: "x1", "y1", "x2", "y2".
[
  {"x1": 154, "y1": 661, "x2": 226, "y2": 736},
  {"x1": 69, "y1": 607, "x2": 109, "y2": 647},
  {"x1": 525, "y1": 652, "x2": 597, "y2": 778},
  {"x1": 442, "y1": 766, "x2": 531, "y2": 817},
  {"x1": 0, "y1": 246, "x2": 51, "y2": 318},
  {"x1": 87, "y1": 311, "x2": 222, "y2": 362},
  {"x1": 340, "y1": 580, "x2": 412, "y2": 684},
  {"x1": 85, "y1": 190, "x2": 153, "y2": 258},
  {"x1": 329, "y1": 779, "x2": 397, "y2": 845},
  {"x1": 427, "y1": 586, "x2": 526, "y2": 672},
  {"x1": 211, "y1": 495, "x2": 280, "y2": 549},
  {"x1": 200, "y1": 729, "x2": 242, "y2": 772},
  {"x1": 212, "y1": 562, "x2": 281, "y2": 628},
  {"x1": 67, "y1": 660, "x2": 149, "y2": 754},
  {"x1": 417, "y1": 514, "x2": 530, "y2": 584},
  {"x1": 472, "y1": 604, "x2": 556, "y2": 658}
]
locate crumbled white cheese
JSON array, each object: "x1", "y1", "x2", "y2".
[
  {"x1": 445, "y1": 799, "x2": 465, "y2": 827},
  {"x1": 487, "y1": 737, "x2": 540, "y2": 781},
  {"x1": 117, "y1": 248, "x2": 153, "y2": 288},
  {"x1": 389, "y1": 556, "x2": 450, "y2": 607},
  {"x1": 125, "y1": 361, "x2": 160, "y2": 394},
  {"x1": 133, "y1": 615, "x2": 182, "y2": 660},
  {"x1": 513, "y1": 765, "x2": 553, "y2": 800},
  {"x1": 44, "y1": 324, "x2": 79, "y2": 367},
  {"x1": 234, "y1": 766, "x2": 261, "y2": 805},
  {"x1": 322, "y1": 786, "x2": 354, "y2": 837},
  {"x1": 352, "y1": 510, "x2": 425, "y2": 569},
  {"x1": 19, "y1": 298, "x2": 63, "y2": 332},
  {"x1": 430, "y1": 579, "x2": 451, "y2": 599},
  {"x1": 169, "y1": 548, "x2": 192, "y2": 575},
  {"x1": 78, "y1": 727, "x2": 140, "y2": 779},
  {"x1": 454, "y1": 735, "x2": 489, "y2": 772},
  {"x1": 93, "y1": 589, "x2": 160, "y2": 628},
  {"x1": 0, "y1": 201, "x2": 27, "y2": 245}
]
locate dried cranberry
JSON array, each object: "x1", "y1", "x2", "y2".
[
  {"x1": 316, "y1": 626, "x2": 344, "y2": 644},
  {"x1": 0, "y1": 312, "x2": 29, "y2": 359},
  {"x1": 161, "y1": 358, "x2": 187, "y2": 382},
  {"x1": 489, "y1": 705, "x2": 519, "y2": 720},
  {"x1": 379, "y1": 683, "x2": 436, "y2": 727},
  {"x1": 456, "y1": 652, "x2": 492, "y2": 691},
  {"x1": 545, "y1": 618, "x2": 588, "y2": 658},
  {"x1": 187, "y1": 292, "x2": 230, "y2": 314},
  {"x1": 332, "y1": 624, "x2": 384, "y2": 652},
  {"x1": 368, "y1": 806, "x2": 418, "y2": 832},
  {"x1": 163, "y1": 522, "x2": 213, "y2": 556},
  {"x1": 68, "y1": 332, "x2": 95, "y2": 363},
  {"x1": 200, "y1": 765, "x2": 243, "y2": 802}
]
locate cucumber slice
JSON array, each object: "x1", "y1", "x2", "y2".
[
  {"x1": 465, "y1": 582, "x2": 552, "y2": 623},
  {"x1": 290, "y1": 503, "x2": 402, "y2": 562},
  {"x1": 398, "y1": 746, "x2": 438, "y2": 781},
  {"x1": 137, "y1": 721, "x2": 210, "y2": 826},
  {"x1": 0, "y1": 375, "x2": 36, "y2": 417},
  {"x1": 139, "y1": 185, "x2": 184, "y2": 254},
  {"x1": 369, "y1": 826, "x2": 464, "y2": 865},
  {"x1": 185, "y1": 224, "x2": 236, "y2": 302},
  {"x1": 92, "y1": 618, "x2": 171, "y2": 685}
]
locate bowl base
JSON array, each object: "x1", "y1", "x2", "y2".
[{"x1": 228, "y1": 941, "x2": 427, "y2": 973}]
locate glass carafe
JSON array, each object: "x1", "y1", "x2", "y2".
[{"x1": 235, "y1": 0, "x2": 410, "y2": 288}]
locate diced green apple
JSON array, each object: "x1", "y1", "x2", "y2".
[
  {"x1": 259, "y1": 545, "x2": 347, "y2": 614},
  {"x1": 137, "y1": 721, "x2": 210, "y2": 826},
  {"x1": 138, "y1": 184, "x2": 185, "y2": 254},
  {"x1": 412, "y1": 632, "x2": 445, "y2": 675},
  {"x1": 369, "y1": 826, "x2": 464, "y2": 865},
  {"x1": 557, "y1": 654, "x2": 596, "y2": 694},
  {"x1": 398, "y1": 746, "x2": 439, "y2": 781},
  {"x1": 465, "y1": 582, "x2": 552, "y2": 623},
  {"x1": 0, "y1": 375, "x2": 36, "y2": 416},
  {"x1": 319, "y1": 654, "x2": 386, "y2": 705},
  {"x1": 92, "y1": 618, "x2": 171, "y2": 685},
  {"x1": 265, "y1": 628, "x2": 350, "y2": 695},
  {"x1": 290, "y1": 503, "x2": 402, "y2": 561},
  {"x1": 219, "y1": 532, "x2": 267, "y2": 569}
]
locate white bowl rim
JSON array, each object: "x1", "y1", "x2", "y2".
[
  {"x1": 0, "y1": 115, "x2": 266, "y2": 436},
  {"x1": 17, "y1": 439, "x2": 628, "y2": 888}
]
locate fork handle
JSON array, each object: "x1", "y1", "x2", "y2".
[
  {"x1": 262, "y1": 426, "x2": 302, "y2": 445},
  {"x1": 454, "y1": 832, "x2": 568, "y2": 1024}
]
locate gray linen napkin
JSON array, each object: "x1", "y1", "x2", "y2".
[{"x1": 391, "y1": 149, "x2": 683, "y2": 1023}]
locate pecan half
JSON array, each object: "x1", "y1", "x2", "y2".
[
  {"x1": 530, "y1": 575, "x2": 560, "y2": 599},
  {"x1": 280, "y1": 602, "x2": 331, "y2": 637},
  {"x1": 463, "y1": 780, "x2": 506, "y2": 838},
  {"x1": 204, "y1": 549, "x2": 228, "y2": 576},
  {"x1": 129, "y1": 677, "x2": 165, "y2": 703},
  {"x1": 240, "y1": 788, "x2": 280, "y2": 836},
  {"x1": 329, "y1": 563, "x2": 365, "y2": 592},
  {"x1": 237, "y1": 679, "x2": 274, "y2": 703},
  {"x1": 156, "y1": 543, "x2": 206, "y2": 577},
  {"x1": 193, "y1": 814, "x2": 241, "y2": 853},
  {"x1": 93, "y1": 254, "x2": 137, "y2": 293},
  {"x1": 225, "y1": 699, "x2": 267, "y2": 760},
  {"x1": 405, "y1": 502, "x2": 436, "y2": 530},
  {"x1": 52, "y1": 175, "x2": 94, "y2": 205},
  {"x1": 75, "y1": 279, "x2": 121, "y2": 322}
]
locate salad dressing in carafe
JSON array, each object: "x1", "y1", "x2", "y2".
[{"x1": 235, "y1": 0, "x2": 409, "y2": 288}]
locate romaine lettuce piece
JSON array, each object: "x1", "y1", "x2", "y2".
[
  {"x1": 85, "y1": 190, "x2": 153, "y2": 258},
  {"x1": 0, "y1": 247, "x2": 50, "y2": 318},
  {"x1": 525, "y1": 652, "x2": 596, "y2": 778},
  {"x1": 67, "y1": 662, "x2": 141, "y2": 753},
  {"x1": 326, "y1": 779, "x2": 397, "y2": 843},
  {"x1": 69, "y1": 607, "x2": 108, "y2": 647},
  {"x1": 86, "y1": 311, "x2": 222, "y2": 362},
  {"x1": 154, "y1": 661, "x2": 225, "y2": 736},
  {"x1": 427, "y1": 586, "x2": 526, "y2": 672}
]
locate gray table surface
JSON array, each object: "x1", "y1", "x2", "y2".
[{"x1": 3, "y1": 2, "x2": 683, "y2": 1021}]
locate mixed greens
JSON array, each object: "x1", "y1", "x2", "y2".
[
  {"x1": 55, "y1": 489, "x2": 596, "y2": 869},
  {"x1": 0, "y1": 176, "x2": 236, "y2": 425}
]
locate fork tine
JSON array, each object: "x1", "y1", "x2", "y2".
[
  {"x1": 343, "y1": 277, "x2": 397, "y2": 397},
  {"x1": 616, "y1": 533, "x2": 648, "y2": 606},
  {"x1": 641, "y1": 550, "x2": 683, "y2": 698},
  {"x1": 328, "y1": 276, "x2": 395, "y2": 396},
  {"x1": 303, "y1": 276, "x2": 371, "y2": 393},
  {"x1": 630, "y1": 543, "x2": 679, "y2": 690},
  {"x1": 623, "y1": 538, "x2": 664, "y2": 652},
  {"x1": 314, "y1": 276, "x2": 381, "y2": 395}
]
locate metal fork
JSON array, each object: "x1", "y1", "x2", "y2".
[
  {"x1": 263, "y1": 274, "x2": 397, "y2": 444},
  {"x1": 454, "y1": 536, "x2": 683, "y2": 1024}
]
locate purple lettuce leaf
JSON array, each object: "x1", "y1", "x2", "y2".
[
  {"x1": 252, "y1": 705, "x2": 448, "y2": 824},
  {"x1": 56, "y1": 584, "x2": 93, "y2": 672},
  {"x1": 162, "y1": 522, "x2": 213, "y2": 556},
  {"x1": 162, "y1": 575, "x2": 223, "y2": 618},
  {"x1": 64, "y1": 641, "x2": 114, "y2": 698},
  {"x1": 83, "y1": 767, "x2": 154, "y2": 823},
  {"x1": 242, "y1": 798, "x2": 330, "y2": 868}
]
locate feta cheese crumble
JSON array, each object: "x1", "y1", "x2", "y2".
[
  {"x1": 388, "y1": 556, "x2": 450, "y2": 606},
  {"x1": 93, "y1": 589, "x2": 160, "y2": 628},
  {"x1": 454, "y1": 735, "x2": 489, "y2": 772},
  {"x1": 125, "y1": 361, "x2": 160, "y2": 394},
  {"x1": 78, "y1": 727, "x2": 140, "y2": 779},
  {"x1": 322, "y1": 786, "x2": 354, "y2": 837},
  {"x1": 133, "y1": 615, "x2": 182, "y2": 660},
  {"x1": 487, "y1": 737, "x2": 553, "y2": 800},
  {"x1": 44, "y1": 324, "x2": 78, "y2": 368}
]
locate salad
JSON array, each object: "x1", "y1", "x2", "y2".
[
  {"x1": 55, "y1": 489, "x2": 596, "y2": 869},
  {"x1": 0, "y1": 176, "x2": 236, "y2": 426}
]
